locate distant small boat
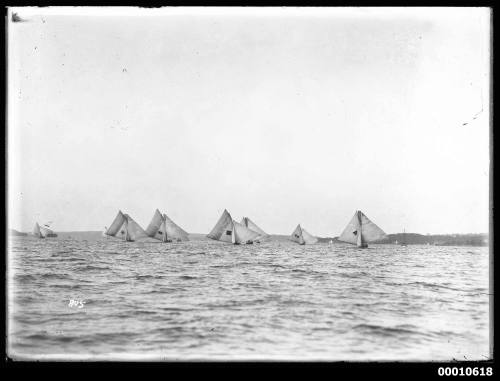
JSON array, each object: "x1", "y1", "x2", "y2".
[
  {"x1": 338, "y1": 210, "x2": 386, "y2": 248},
  {"x1": 145, "y1": 209, "x2": 189, "y2": 242},
  {"x1": 290, "y1": 224, "x2": 318, "y2": 245},
  {"x1": 33, "y1": 222, "x2": 57, "y2": 238},
  {"x1": 104, "y1": 210, "x2": 147, "y2": 242},
  {"x1": 207, "y1": 209, "x2": 260, "y2": 245},
  {"x1": 329, "y1": 239, "x2": 333, "y2": 244},
  {"x1": 400, "y1": 229, "x2": 408, "y2": 246}
]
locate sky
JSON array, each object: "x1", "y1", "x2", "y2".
[{"x1": 7, "y1": 7, "x2": 491, "y2": 236}]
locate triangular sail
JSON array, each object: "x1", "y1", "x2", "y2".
[
  {"x1": 338, "y1": 210, "x2": 386, "y2": 246},
  {"x1": 207, "y1": 209, "x2": 233, "y2": 241},
  {"x1": 145, "y1": 209, "x2": 164, "y2": 239},
  {"x1": 291, "y1": 224, "x2": 305, "y2": 245},
  {"x1": 163, "y1": 214, "x2": 189, "y2": 242},
  {"x1": 233, "y1": 220, "x2": 261, "y2": 244},
  {"x1": 241, "y1": 217, "x2": 268, "y2": 238},
  {"x1": 301, "y1": 228, "x2": 318, "y2": 244},
  {"x1": 105, "y1": 211, "x2": 147, "y2": 241},
  {"x1": 221, "y1": 219, "x2": 235, "y2": 243},
  {"x1": 33, "y1": 222, "x2": 42, "y2": 238},
  {"x1": 117, "y1": 219, "x2": 129, "y2": 241},
  {"x1": 125, "y1": 214, "x2": 148, "y2": 241},
  {"x1": 359, "y1": 212, "x2": 386, "y2": 242},
  {"x1": 338, "y1": 212, "x2": 361, "y2": 245},
  {"x1": 105, "y1": 211, "x2": 127, "y2": 237}
]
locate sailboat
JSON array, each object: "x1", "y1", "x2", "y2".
[
  {"x1": 400, "y1": 229, "x2": 408, "y2": 246},
  {"x1": 104, "y1": 210, "x2": 148, "y2": 242},
  {"x1": 33, "y1": 222, "x2": 57, "y2": 238},
  {"x1": 145, "y1": 209, "x2": 189, "y2": 242},
  {"x1": 338, "y1": 210, "x2": 386, "y2": 248},
  {"x1": 207, "y1": 209, "x2": 260, "y2": 245},
  {"x1": 290, "y1": 224, "x2": 318, "y2": 245},
  {"x1": 240, "y1": 217, "x2": 269, "y2": 240}
]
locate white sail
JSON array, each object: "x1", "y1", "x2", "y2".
[
  {"x1": 163, "y1": 213, "x2": 189, "y2": 242},
  {"x1": 338, "y1": 212, "x2": 361, "y2": 245},
  {"x1": 291, "y1": 224, "x2": 305, "y2": 245},
  {"x1": 105, "y1": 211, "x2": 127, "y2": 237},
  {"x1": 207, "y1": 209, "x2": 233, "y2": 241},
  {"x1": 124, "y1": 214, "x2": 148, "y2": 241},
  {"x1": 33, "y1": 222, "x2": 43, "y2": 238},
  {"x1": 233, "y1": 220, "x2": 261, "y2": 244},
  {"x1": 301, "y1": 227, "x2": 318, "y2": 244},
  {"x1": 241, "y1": 217, "x2": 268, "y2": 238},
  {"x1": 39, "y1": 225, "x2": 56, "y2": 237},
  {"x1": 222, "y1": 219, "x2": 235, "y2": 243},
  {"x1": 105, "y1": 211, "x2": 147, "y2": 242},
  {"x1": 145, "y1": 209, "x2": 164, "y2": 239},
  {"x1": 360, "y1": 212, "x2": 386, "y2": 242},
  {"x1": 338, "y1": 210, "x2": 386, "y2": 247}
]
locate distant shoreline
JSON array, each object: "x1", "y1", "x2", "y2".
[{"x1": 9, "y1": 229, "x2": 488, "y2": 247}]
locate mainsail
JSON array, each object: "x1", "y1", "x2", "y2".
[
  {"x1": 105, "y1": 211, "x2": 148, "y2": 242},
  {"x1": 207, "y1": 209, "x2": 233, "y2": 241},
  {"x1": 290, "y1": 224, "x2": 317, "y2": 244},
  {"x1": 207, "y1": 210, "x2": 259, "y2": 244},
  {"x1": 232, "y1": 220, "x2": 261, "y2": 244},
  {"x1": 33, "y1": 222, "x2": 43, "y2": 238},
  {"x1": 240, "y1": 217, "x2": 268, "y2": 239},
  {"x1": 39, "y1": 225, "x2": 57, "y2": 237},
  {"x1": 33, "y1": 222, "x2": 57, "y2": 238},
  {"x1": 145, "y1": 209, "x2": 189, "y2": 242},
  {"x1": 338, "y1": 210, "x2": 386, "y2": 248},
  {"x1": 301, "y1": 227, "x2": 318, "y2": 244}
]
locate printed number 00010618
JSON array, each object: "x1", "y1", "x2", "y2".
[{"x1": 438, "y1": 368, "x2": 493, "y2": 376}]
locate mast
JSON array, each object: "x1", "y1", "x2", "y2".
[{"x1": 357, "y1": 210, "x2": 367, "y2": 248}]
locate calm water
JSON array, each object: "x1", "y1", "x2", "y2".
[{"x1": 8, "y1": 235, "x2": 490, "y2": 361}]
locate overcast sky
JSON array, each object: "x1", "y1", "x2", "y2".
[{"x1": 8, "y1": 7, "x2": 490, "y2": 235}]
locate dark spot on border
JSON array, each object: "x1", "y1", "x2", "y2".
[{"x1": 12, "y1": 13, "x2": 27, "y2": 23}]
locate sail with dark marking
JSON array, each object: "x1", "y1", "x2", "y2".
[
  {"x1": 207, "y1": 209, "x2": 233, "y2": 241},
  {"x1": 291, "y1": 224, "x2": 305, "y2": 245},
  {"x1": 207, "y1": 209, "x2": 259, "y2": 244},
  {"x1": 145, "y1": 209, "x2": 164, "y2": 240},
  {"x1": 290, "y1": 224, "x2": 317, "y2": 245},
  {"x1": 105, "y1": 210, "x2": 147, "y2": 242},
  {"x1": 338, "y1": 210, "x2": 386, "y2": 248},
  {"x1": 33, "y1": 222, "x2": 57, "y2": 238},
  {"x1": 39, "y1": 225, "x2": 57, "y2": 237},
  {"x1": 125, "y1": 214, "x2": 148, "y2": 241},
  {"x1": 146, "y1": 209, "x2": 189, "y2": 242}
]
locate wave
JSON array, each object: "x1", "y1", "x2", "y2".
[
  {"x1": 178, "y1": 275, "x2": 199, "y2": 280},
  {"x1": 353, "y1": 323, "x2": 431, "y2": 338}
]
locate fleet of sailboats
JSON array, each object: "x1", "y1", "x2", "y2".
[
  {"x1": 25, "y1": 209, "x2": 390, "y2": 249},
  {"x1": 207, "y1": 209, "x2": 261, "y2": 245}
]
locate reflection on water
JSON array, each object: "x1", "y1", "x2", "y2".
[{"x1": 7, "y1": 236, "x2": 490, "y2": 361}]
